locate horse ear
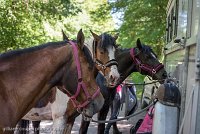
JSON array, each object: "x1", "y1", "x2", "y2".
[
  {"x1": 113, "y1": 33, "x2": 119, "y2": 41},
  {"x1": 90, "y1": 30, "x2": 101, "y2": 41},
  {"x1": 62, "y1": 29, "x2": 69, "y2": 41},
  {"x1": 136, "y1": 38, "x2": 142, "y2": 50},
  {"x1": 116, "y1": 44, "x2": 120, "y2": 48},
  {"x1": 77, "y1": 29, "x2": 85, "y2": 49}
]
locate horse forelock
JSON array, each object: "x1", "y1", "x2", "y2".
[
  {"x1": 100, "y1": 33, "x2": 116, "y2": 49},
  {"x1": 141, "y1": 44, "x2": 158, "y2": 58}
]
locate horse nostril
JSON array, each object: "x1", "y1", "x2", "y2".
[
  {"x1": 110, "y1": 75, "x2": 115, "y2": 82},
  {"x1": 110, "y1": 75, "x2": 113, "y2": 79}
]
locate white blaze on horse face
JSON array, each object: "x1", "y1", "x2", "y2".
[{"x1": 107, "y1": 46, "x2": 120, "y2": 84}]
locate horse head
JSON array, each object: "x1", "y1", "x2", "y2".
[
  {"x1": 59, "y1": 29, "x2": 104, "y2": 118},
  {"x1": 129, "y1": 38, "x2": 167, "y2": 81},
  {"x1": 90, "y1": 31, "x2": 120, "y2": 88}
]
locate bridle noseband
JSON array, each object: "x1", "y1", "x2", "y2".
[
  {"x1": 93, "y1": 40, "x2": 118, "y2": 74},
  {"x1": 62, "y1": 41, "x2": 100, "y2": 111},
  {"x1": 130, "y1": 48, "x2": 164, "y2": 76}
]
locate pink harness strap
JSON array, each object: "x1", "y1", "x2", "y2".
[
  {"x1": 130, "y1": 48, "x2": 164, "y2": 76},
  {"x1": 69, "y1": 41, "x2": 82, "y2": 81},
  {"x1": 116, "y1": 84, "x2": 122, "y2": 93},
  {"x1": 136, "y1": 106, "x2": 154, "y2": 134},
  {"x1": 66, "y1": 41, "x2": 100, "y2": 109}
]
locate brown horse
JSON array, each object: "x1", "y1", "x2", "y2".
[
  {"x1": 0, "y1": 29, "x2": 106, "y2": 134},
  {"x1": 15, "y1": 31, "x2": 120, "y2": 134},
  {"x1": 90, "y1": 31, "x2": 120, "y2": 87}
]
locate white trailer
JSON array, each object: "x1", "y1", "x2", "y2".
[{"x1": 165, "y1": 0, "x2": 200, "y2": 133}]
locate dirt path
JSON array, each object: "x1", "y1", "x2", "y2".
[
  {"x1": 34, "y1": 102, "x2": 146, "y2": 134},
  {"x1": 72, "y1": 104, "x2": 146, "y2": 134}
]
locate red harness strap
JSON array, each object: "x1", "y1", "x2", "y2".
[
  {"x1": 130, "y1": 48, "x2": 164, "y2": 76},
  {"x1": 64, "y1": 41, "x2": 100, "y2": 109}
]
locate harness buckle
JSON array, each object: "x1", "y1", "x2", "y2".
[
  {"x1": 87, "y1": 96, "x2": 92, "y2": 102},
  {"x1": 78, "y1": 78, "x2": 83, "y2": 82},
  {"x1": 139, "y1": 64, "x2": 143, "y2": 67},
  {"x1": 77, "y1": 107, "x2": 82, "y2": 114},
  {"x1": 102, "y1": 65, "x2": 106, "y2": 70},
  {"x1": 152, "y1": 69, "x2": 156, "y2": 74}
]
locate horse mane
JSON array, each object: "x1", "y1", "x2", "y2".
[
  {"x1": 116, "y1": 47, "x2": 129, "y2": 52},
  {"x1": 0, "y1": 38, "x2": 94, "y2": 68},
  {"x1": 82, "y1": 45, "x2": 94, "y2": 69},
  {"x1": 115, "y1": 43, "x2": 158, "y2": 58},
  {"x1": 100, "y1": 33, "x2": 117, "y2": 49},
  {"x1": 141, "y1": 44, "x2": 158, "y2": 58},
  {"x1": 0, "y1": 41, "x2": 67, "y2": 60}
]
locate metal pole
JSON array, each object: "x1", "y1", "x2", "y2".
[
  {"x1": 179, "y1": 45, "x2": 189, "y2": 128},
  {"x1": 194, "y1": 7, "x2": 200, "y2": 133}
]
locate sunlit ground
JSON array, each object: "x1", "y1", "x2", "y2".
[{"x1": 26, "y1": 101, "x2": 145, "y2": 134}]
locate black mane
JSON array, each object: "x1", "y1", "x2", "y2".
[
  {"x1": 0, "y1": 41, "x2": 67, "y2": 60},
  {"x1": 141, "y1": 44, "x2": 157, "y2": 58},
  {"x1": 100, "y1": 33, "x2": 117, "y2": 49}
]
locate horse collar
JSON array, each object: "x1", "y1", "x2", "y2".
[{"x1": 130, "y1": 48, "x2": 164, "y2": 76}]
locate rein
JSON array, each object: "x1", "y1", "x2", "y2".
[
  {"x1": 81, "y1": 81, "x2": 163, "y2": 122},
  {"x1": 92, "y1": 40, "x2": 118, "y2": 74},
  {"x1": 130, "y1": 48, "x2": 164, "y2": 76},
  {"x1": 63, "y1": 41, "x2": 100, "y2": 110},
  {"x1": 90, "y1": 100, "x2": 157, "y2": 124}
]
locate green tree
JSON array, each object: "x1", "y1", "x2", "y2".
[
  {"x1": 60, "y1": 0, "x2": 116, "y2": 39},
  {"x1": 0, "y1": 0, "x2": 79, "y2": 52},
  {"x1": 0, "y1": 0, "x2": 115, "y2": 52},
  {"x1": 109, "y1": 0, "x2": 168, "y2": 87},
  {"x1": 110, "y1": 0, "x2": 168, "y2": 58}
]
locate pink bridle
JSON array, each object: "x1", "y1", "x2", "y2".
[
  {"x1": 64, "y1": 41, "x2": 100, "y2": 110},
  {"x1": 130, "y1": 48, "x2": 164, "y2": 76}
]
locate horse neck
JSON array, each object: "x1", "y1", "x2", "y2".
[
  {"x1": 116, "y1": 49, "x2": 138, "y2": 82},
  {"x1": 0, "y1": 44, "x2": 73, "y2": 126}
]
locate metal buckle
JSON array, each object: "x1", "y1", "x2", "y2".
[
  {"x1": 139, "y1": 64, "x2": 143, "y2": 67},
  {"x1": 152, "y1": 69, "x2": 156, "y2": 74},
  {"x1": 87, "y1": 96, "x2": 92, "y2": 102},
  {"x1": 102, "y1": 65, "x2": 106, "y2": 70},
  {"x1": 77, "y1": 107, "x2": 82, "y2": 114}
]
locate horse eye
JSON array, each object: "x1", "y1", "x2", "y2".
[
  {"x1": 147, "y1": 55, "x2": 151, "y2": 58},
  {"x1": 100, "y1": 51, "x2": 104, "y2": 54},
  {"x1": 145, "y1": 54, "x2": 151, "y2": 59}
]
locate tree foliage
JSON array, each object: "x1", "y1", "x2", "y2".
[
  {"x1": 108, "y1": 0, "x2": 168, "y2": 85},
  {"x1": 0, "y1": 0, "x2": 115, "y2": 52},
  {"x1": 0, "y1": 0, "x2": 80, "y2": 52},
  {"x1": 61, "y1": 0, "x2": 115, "y2": 39},
  {"x1": 0, "y1": 0, "x2": 168, "y2": 86},
  {"x1": 110, "y1": 0, "x2": 168, "y2": 58}
]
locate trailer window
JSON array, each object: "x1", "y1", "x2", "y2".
[
  {"x1": 174, "y1": 0, "x2": 179, "y2": 37},
  {"x1": 190, "y1": 0, "x2": 200, "y2": 37},
  {"x1": 166, "y1": 0, "x2": 179, "y2": 43}
]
